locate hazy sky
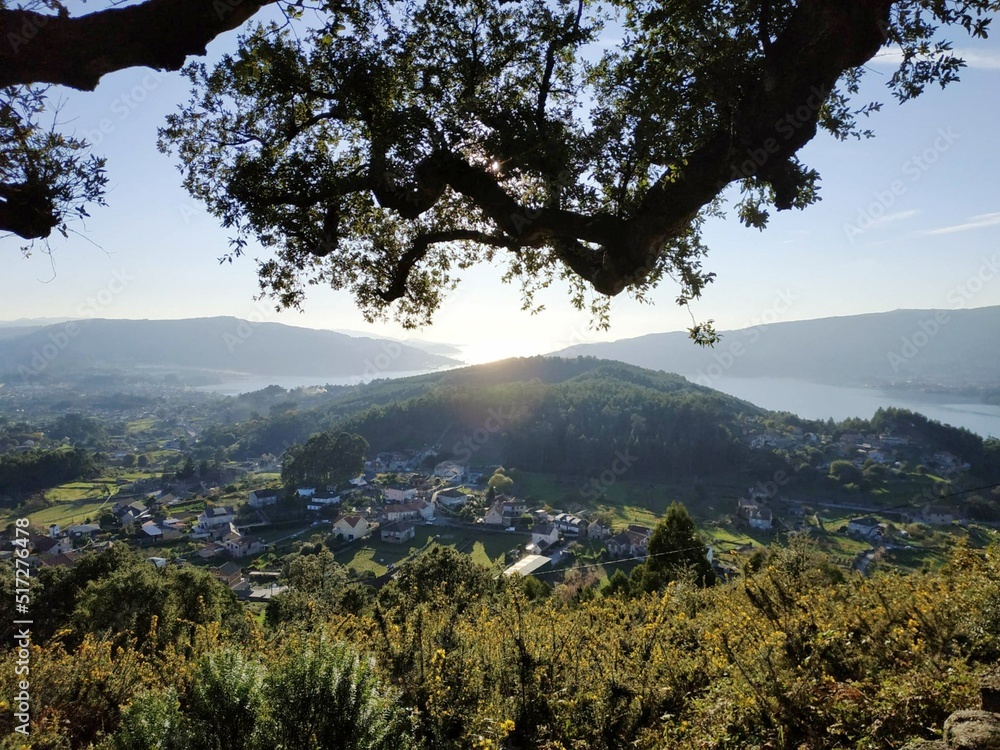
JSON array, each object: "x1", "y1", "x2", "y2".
[{"x1": 3, "y1": 9, "x2": 1000, "y2": 364}]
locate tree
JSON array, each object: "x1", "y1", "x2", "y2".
[
  {"x1": 281, "y1": 431, "x2": 368, "y2": 490},
  {"x1": 154, "y1": 0, "x2": 997, "y2": 337},
  {"x1": 0, "y1": 0, "x2": 280, "y2": 241},
  {"x1": 487, "y1": 467, "x2": 514, "y2": 494},
  {"x1": 645, "y1": 501, "x2": 715, "y2": 587},
  {"x1": 828, "y1": 459, "x2": 863, "y2": 486}
]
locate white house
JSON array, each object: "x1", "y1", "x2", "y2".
[
  {"x1": 553, "y1": 513, "x2": 586, "y2": 536},
  {"x1": 484, "y1": 497, "x2": 527, "y2": 526},
  {"x1": 248, "y1": 489, "x2": 280, "y2": 507},
  {"x1": 197, "y1": 506, "x2": 236, "y2": 531},
  {"x1": 847, "y1": 516, "x2": 881, "y2": 538},
  {"x1": 66, "y1": 524, "x2": 101, "y2": 539},
  {"x1": 311, "y1": 494, "x2": 342, "y2": 506},
  {"x1": 297, "y1": 487, "x2": 317, "y2": 498},
  {"x1": 333, "y1": 515, "x2": 370, "y2": 541},
  {"x1": 220, "y1": 524, "x2": 267, "y2": 558},
  {"x1": 433, "y1": 460, "x2": 465, "y2": 483},
  {"x1": 531, "y1": 524, "x2": 560, "y2": 548},
  {"x1": 433, "y1": 487, "x2": 469, "y2": 508},
  {"x1": 384, "y1": 484, "x2": 417, "y2": 503}
]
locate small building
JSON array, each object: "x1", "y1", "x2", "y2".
[
  {"x1": 248, "y1": 489, "x2": 280, "y2": 508},
  {"x1": 433, "y1": 460, "x2": 465, "y2": 483},
  {"x1": 921, "y1": 505, "x2": 955, "y2": 526},
  {"x1": 553, "y1": 513, "x2": 586, "y2": 536},
  {"x1": 531, "y1": 524, "x2": 560, "y2": 548},
  {"x1": 587, "y1": 520, "x2": 611, "y2": 540},
  {"x1": 847, "y1": 516, "x2": 881, "y2": 538},
  {"x1": 504, "y1": 554, "x2": 552, "y2": 577},
  {"x1": 384, "y1": 484, "x2": 417, "y2": 503},
  {"x1": 212, "y1": 561, "x2": 245, "y2": 587},
  {"x1": 197, "y1": 506, "x2": 236, "y2": 532},
  {"x1": 66, "y1": 524, "x2": 101, "y2": 539},
  {"x1": 748, "y1": 506, "x2": 773, "y2": 530},
  {"x1": 380, "y1": 521, "x2": 417, "y2": 544},
  {"x1": 433, "y1": 487, "x2": 469, "y2": 508},
  {"x1": 606, "y1": 526, "x2": 652, "y2": 559},
  {"x1": 333, "y1": 515, "x2": 370, "y2": 541},
  {"x1": 484, "y1": 497, "x2": 527, "y2": 526}
]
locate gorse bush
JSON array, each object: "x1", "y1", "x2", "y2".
[{"x1": 2, "y1": 543, "x2": 999, "y2": 749}]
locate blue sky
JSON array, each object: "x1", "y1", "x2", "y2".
[{"x1": 2, "y1": 9, "x2": 1000, "y2": 364}]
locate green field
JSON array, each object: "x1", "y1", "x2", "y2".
[
  {"x1": 334, "y1": 525, "x2": 523, "y2": 577},
  {"x1": 0, "y1": 480, "x2": 119, "y2": 527},
  {"x1": 43, "y1": 481, "x2": 117, "y2": 502},
  {"x1": 12, "y1": 497, "x2": 112, "y2": 527}
]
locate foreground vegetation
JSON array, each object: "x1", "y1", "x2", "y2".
[{"x1": 3, "y1": 538, "x2": 999, "y2": 749}]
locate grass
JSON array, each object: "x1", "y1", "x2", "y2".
[
  {"x1": 16, "y1": 498, "x2": 112, "y2": 527},
  {"x1": 334, "y1": 524, "x2": 522, "y2": 576},
  {"x1": 44, "y1": 481, "x2": 117, "y2": 502},
  {"x1": 125, "y1": 418, "x2": 156, "y2": 434}
]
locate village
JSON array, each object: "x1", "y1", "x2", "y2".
[{"x1": 9, "y1": 429, "x2": 982, "y2": 604}]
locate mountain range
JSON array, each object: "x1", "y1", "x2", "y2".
[
  {"x1": 550, "y1": 306, "x2": 1000, "y2": 390},
  {"x1": 0, "y1": 317, "x2": 461, "y2": 382}
]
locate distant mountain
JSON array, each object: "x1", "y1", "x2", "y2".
[
  {"x1": 331, "y1": 330, "x2": 463, "y2": 356},
  {"x1": 550, "y1": 307, "x2": 1000, "y2": 390},
  {"x1": 0, "y1": 317, "x2": 461, "y2": 381}
]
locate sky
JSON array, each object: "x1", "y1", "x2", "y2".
[{"x1": 2, "y1": 7, "x2": 1000, "y2": 365}]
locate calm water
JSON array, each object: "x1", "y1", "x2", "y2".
[
  {"x1": 689, "y1": 375, "x2": 1000, "y2": 439},
  {"x1": 193, "y1": 369, "x2": 445, "y2": 396}
]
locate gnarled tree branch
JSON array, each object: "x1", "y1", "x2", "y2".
[{"x1": 0, "y1": 0, "x2": 280, "y2": 91}]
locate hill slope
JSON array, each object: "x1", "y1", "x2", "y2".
[
  {"x1": 221, "y1": 357, "x2": 766, "y2": 482},
  {"x1": 550, "y1": 306, "x2": 1000, "y2": 389},
  {"x1": 0, "y1": 317, "x2": 460, "y2": 380}
]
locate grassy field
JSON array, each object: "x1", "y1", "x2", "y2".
[
  {"x1": 15, "y1": 498, "x2": 112, "y2": 527},
  {"x1": 334, "y1": 525, "x2": 524, "y2": 576},
  {"x1": 43, "y1": 481, "x2": 117, "y2": 502},
  {"x1": 0, "y1": 480, "x2": 120, "y2": 527}
]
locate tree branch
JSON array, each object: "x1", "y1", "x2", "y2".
[
  {"x1": 0, "y1": 0, "x2": 281, "y2": 90},
  {"x1": 379, "y1": 230, "x2": 523, "y2": 302}
]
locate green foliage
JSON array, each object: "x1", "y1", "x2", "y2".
[
  {"x1": 646, "y1": 501, "x2": 715, "y2": 587},
  {"x1": 157, "y1": 0, "x2": 997, "y2": 331},
  {"x1": 111, "y1": 690, "x2": 186, "y2": 750},
  {"x1": 262, "y1": 640, "x2": 409, "y2": 750},
  {"x1": 186, "y1": 650, "x2": 264, "y2": 750},
  {"x1": 829, "y1": 459, "x2": 864, "y2": 486},
  {"x1": 0, "y1": 84, "x2": 108, "y2": 243},
  {"x1": 487, "y1": 467, "x2": 514, "y2": 494},
  {"x1": 281, "y1": 431, "x2": 368, "y2": 490},
  {"x1": 0, "y1": 447, "x2": 100, "y2": 499}
]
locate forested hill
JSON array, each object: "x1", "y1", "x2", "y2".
[
  {"x1": 550, "y1": 306, "x2": 1000, "y2": 389},
  {"x1": 213, "y1": 357, "x2": 764, "y2": 481}
]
